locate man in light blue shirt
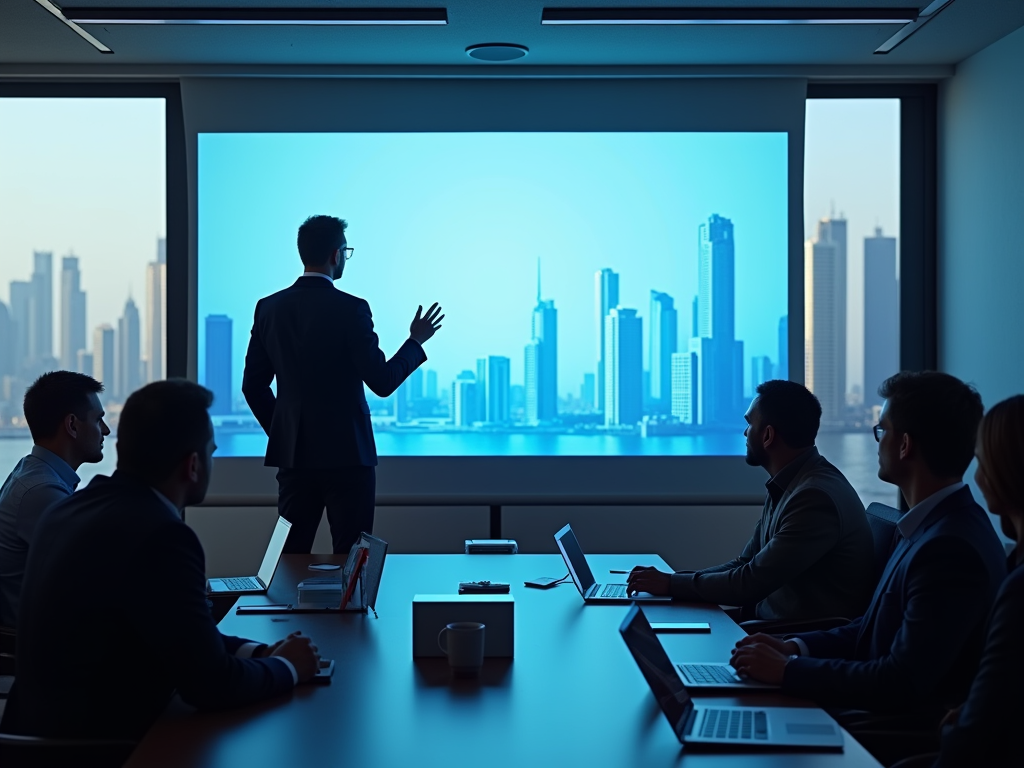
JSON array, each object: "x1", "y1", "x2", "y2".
[{"x1": 0, "y1": 371, "x2": 108, "y2": 627}]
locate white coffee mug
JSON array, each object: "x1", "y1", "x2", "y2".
[{"x1": 437, "y1": 622, "x2": 486, "y2": 677}]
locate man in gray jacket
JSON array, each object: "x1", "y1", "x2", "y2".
[{"x1": 628, "y1": 380, "x2": 874, "y2": 622}]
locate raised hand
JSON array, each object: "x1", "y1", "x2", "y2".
[{"x1": 409, "y1": 303, "x2": 444, "y2": 345}]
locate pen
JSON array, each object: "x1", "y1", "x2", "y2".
[{"x1": 609, "y1": 569, "x2": 629, "y2": 574}]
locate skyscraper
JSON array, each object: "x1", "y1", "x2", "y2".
[
  {"x1": 60, "y1": 256, "x2": 87, "y2": 371},
  {"x1": 9, "y1": 281, "x2": 31, "y2": 376},
  {"x1": 594, "y1": 268, "x2": 619, "y2": 411},
  {"x1": 864, "y1": 227, "x2": 899, "y2": 408},
  {"x1": 778, "y1": 315, "x2": 789, "y2": 380},
  {"x1": 689, "y1": 214, "x2": 742, "y2": 425},
  {"x1": 0, "y1": 301, "x2": 12, "y2": 378},
  {"x1": 604, "y1": 308, "x2": 642, "y2": 427},
  {"x1": 581, "y1": 373, "x2": 595, "y2": 408},
  {"x1": 750, "y1": 355, "x2": 773, "y2": 396},
  {"x1": 407, "y1": 367, "x2": 424, "y2": 402},
  {"x1": 118, "y1": 297, "x2": 141, "y2": 401},
  {"x1": 145, "y1": 237, "x2": 167, "y2": 382},
  {"x1": 205, "y1": 314, "x2": 233, "y2": 415},
  {"x1": 475, "y1": 358, "x2": 488, "y2": 425},
  {"x1": 452, "y1": 370, "x2": 476, "y2": 427},
  {"x1": 487, "y1": 356, "x2": 511, "y2": 423},
  {"x1": 76, "y1": 350, "x2": 93, "y2": 380},
  {"x1": 426, "y1": 369, "x2": 438, "y2": 400},
  {"x1": 29, "y1": 251, "x2": 53, "y2": 366},
  {"x1": 649, "y1": 291, "x2": 677, "y2": 413},
  {"x1": 524, "y1": 340, "x2": 540, "y2": 424},
  {"x1": 671, "y1": 350, "x2": 697, "y2": 424},
  {"x1": 92, "y1": 325, "x2": 115, "y2": 398},
  {"x1": 805, "y1": 216, "x2": 848, "y2": 426},
  {"x1": 530, "y1": 262, "x2": 558, "y2": 421}
]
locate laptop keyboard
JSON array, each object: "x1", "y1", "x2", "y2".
[
  {"x1": 700, "y1": 709, "x2": 768, "y2": 741},
  {"x1": 220, "y1": 577, "x2": 261, "y2": 591},
  {"x1": 679, "y1": 664, "x2": 740, "y2": 685},
  {"x1": 599, "y1": 584, "x2": 628, "y2": 598}
]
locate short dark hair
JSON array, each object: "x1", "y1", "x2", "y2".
[
  {"x1": 23, "y1": 371, "x2": 104, "y2": 442},
  {"x1": 754, "y1": 380, "x2": 822, "y2": 449},
  {"x1": 117, "y1": 379, "x2": 214, "y2": 484},
  {"x1": 297, "y1": 215, "x2": 347, "y2": 266},
  {"x1": 878, "y1": 371, "x2": 984, "y2": 478}
]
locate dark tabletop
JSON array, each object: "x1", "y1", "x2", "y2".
[{"x1": 126, "y1": 554, "x2": 881, "y2": 768}]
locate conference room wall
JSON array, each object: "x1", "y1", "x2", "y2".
[
  {"x1": 938, "y1": 23, "x2": 1024, "y2": 543},
  {"x1": 185, "y1": 504, "x2": 760, "y2": 577}
]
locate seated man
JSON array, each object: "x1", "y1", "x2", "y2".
[
  {"x1": 0, "y1": 371, "x2": 108, "y2": 627},
  {"x1": 628, "y1": 380, "x2": 874, "y2": 622},
  {"x1": 731, "y1": 372, "x2": 1007, "y2": 721},
  {"x1": 1, "y1": 379, "x2": 320, "y2": 742}
]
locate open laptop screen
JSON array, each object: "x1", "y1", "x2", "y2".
[
  {"x1": 619, "y1": 605, "x2": 694, "y2": 741},
  {"x1": 257, "y1": 517, "x2": 292, "y2": 586},
  {"x1": 554, "y1": 524, "x2": 597, "y2": 596}
]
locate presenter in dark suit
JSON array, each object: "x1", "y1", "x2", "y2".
[
  {"x1": 934, "y1": 394, "x2": 1024, "y2": 768},
  {"x1": 242, "y1": 215, "x2": 442, "y2": 554},
  {"x1": 0, "y1": 380, "x2": 321, "y2": 742},
  {"x1": 732, "y1": 373, "x2": 1006, "y2": 721}
]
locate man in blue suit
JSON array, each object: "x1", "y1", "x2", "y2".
[
  {"x1": 1, "y1": 380, "x2": 321, "y2": 742},
  {"x1": 243, "y1": 215, "x2": 442, "y2": 554},
  {"x1": 731, "y1": 372, "x2": 1005, "y2": 720}
]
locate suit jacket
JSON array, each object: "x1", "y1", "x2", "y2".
[
  {"x1": 784, "y1": 486, "x2": 1007, "y2": 713},
  {"x1": 670, "y1": 448, "x2": 875, "y2": 621},
  {"x1": 0, "y1": 471, "x2": 294, "y2": 740},
  {"x1": 242, "y1": 276, "x2": 427, "y2": 468},
  {"x1": 935, "y1": 551, "x2": 1023, "y2": 768}
]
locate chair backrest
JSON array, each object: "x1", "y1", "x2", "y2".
[
  {"x1": 865, "y1": 502, "x2": 903, "y2": 583},
  {"x1": 0, "y1": 733, "x2": 135, "y2": 768},
  {"x1": 0, "y1": 626, "x2": 15, "y2": 677}
]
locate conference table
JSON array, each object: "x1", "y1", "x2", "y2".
[{"x1": 127, "y1": 554, "x2": 882, "y2": 768}]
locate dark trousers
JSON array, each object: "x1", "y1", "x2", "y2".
[{"x1": 276, "y1": 466, "x2": 376, "y2": 555}]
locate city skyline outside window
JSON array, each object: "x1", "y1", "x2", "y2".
[
  {"x1": 198, "y1": 132, "x2": 789, "y2": 457},
  {"x1": 0, "y1": 98, "x2": 166, "y2": 483},
  {"x1": 804, "y1": 98, "x2": 900, "y2": 505}
]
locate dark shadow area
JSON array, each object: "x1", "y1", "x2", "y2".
[{"x1": 413, "y1": 658, "x2": 513, "y2": 690}]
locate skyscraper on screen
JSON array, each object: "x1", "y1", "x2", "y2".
[
  {"x1": 649, "y1": 291, "x2": 677, "y2": 414},
  {"x1": 452, "y1": 370, "x2": 477, "y2": 427},
  {"x1": 205, "y1": 314, "x2": 233, "y2": 415},
  {"x1": 487, "y1": 356, "x2": 511, "y2": 423},
  {"x1": 527, "y1": 262, "x2": 558, "y2": 422},
  {"x1": 29, "y1": 251, "x2": 53, "y2": 367},
  {"x1": 118, "y1": 298, "x2": 141, "y2": 401},
  {"x1": 863, "y1": 227, "x2": 898, "y2": 409},
  {"x1": 604, "y1": 308, "x2": 642, "y2": 427},
  {"x1": 60, "y1": 256, "x2": 87, "y2": 371},
  {"x1": 594, "y1": 268, "x2": 619, "y2": 412},
  {"x1": 805, "y1": 216, "x2": 848, "y2": 426}
]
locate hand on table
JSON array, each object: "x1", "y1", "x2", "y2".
[
  {"x1": 409, "y1": 303, "x2": 444, "y2": 345},
  {"x1": 729, "y1": 634, "x2": 796, "y2": 686},
  {"x1": 626, "y1": 566, "x2": 671, "y2": 596},
  {"x1": 269, "y1": 631, "x2": 321, "y2": 683}
]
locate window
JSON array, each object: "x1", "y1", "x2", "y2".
[{"x1": 0, "y1": 93, "x2": 170, "y2": 484}]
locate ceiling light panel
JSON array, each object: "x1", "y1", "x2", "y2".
[
  {"x1": 541, "y1": 7, "x2": 919, "y2": 25},
  {"x1": 60, "y1": 6, "x2": 448, "y2": 25}
]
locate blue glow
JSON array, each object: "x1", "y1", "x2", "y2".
[{"x1": 198, "y1": 132, "x2": 787, "y2": 456}]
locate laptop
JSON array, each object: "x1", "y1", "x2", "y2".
[
  {"x1": 619, "y1": 605, "x2": 843, "y2": 749},
  {"x1": 554, "y1": 524, "x2": 671, "y2": 603},
  {"x1": 207, "y1": 516, "x2": 292, "y2": 594}
]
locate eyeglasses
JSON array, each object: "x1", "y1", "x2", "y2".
[
  {"x1": 342, "y1": 247, "x2": 355, "y2": 261},
  {"x1": 872, "y1": 424, "x2": 885, "y2": 442}
]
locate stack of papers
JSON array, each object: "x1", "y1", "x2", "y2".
[{"x1": 297, "y1": 578, "x2": 344, "y2": 608}]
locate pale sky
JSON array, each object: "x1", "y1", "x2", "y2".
[{"x1": 0, "y1": 98, "x2": 165, "y2": 351}]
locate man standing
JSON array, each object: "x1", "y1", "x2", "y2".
[
  {"x1": 243, "y1": 215, "x2": 442, "y2": 554},
  {"x1": 0, "y1": 371, "x2": 109, "y2": 627},
  {"x1": 627, "y1": 380, "x2": 873, "y2": 622}
]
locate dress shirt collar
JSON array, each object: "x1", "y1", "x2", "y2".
[
  {"x1": 896, "y1": 481, "x2": 965, "y2": 540},
  {"x1": 301, "y1": 271, "x2": 334, "y2": 283},
  {"x1": 766, "y1": 447, "x2": 819, "y2": 506},
  {"x1": 151, "y1": 487, "x2": 182, "y2": 518},
  {"x1": 29, "y1": 445, "x2": 80, "y2": 491}
]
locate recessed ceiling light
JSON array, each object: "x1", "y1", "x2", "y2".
[
  {"x1": 60, "y1": 6, "x2": 448, "y2": 25},
  {"x1": 466, "y1": 43, "x2": 529, "y2": 62},
  {"x1": 541, "y1": 7, "x2": 919, "y2": 25}
]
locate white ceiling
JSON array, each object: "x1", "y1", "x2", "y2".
[{"x1": 0, "y1": 0, "x2": 1022, "y2": 71}]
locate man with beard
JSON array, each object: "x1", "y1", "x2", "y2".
[
  {"x1": 243, "y1": 215, "x2": 442, "y2": 556},
  {"x1": 627, "y1": 380, "x2": 873, "y2": 622}
]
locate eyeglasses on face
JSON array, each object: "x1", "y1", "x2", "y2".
[
  {"x1": 872, "y1": 424, "x2": 885, "y2": 442},
  {"x1": 342, "y1": 247, "x2": 354, "y2": 261}
]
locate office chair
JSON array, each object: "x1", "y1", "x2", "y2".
[
  {"x1": 0, "y1": 733, "x2": 136, "y2": 768},
  {"x1": 0, "y1": 625, "x2": 15, "y2": 705},
  {"x1": 739, "y1": 503, "x2": 902, "y2": 636}
]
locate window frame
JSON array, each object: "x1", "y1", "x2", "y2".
[{"x1": 0, "y1": 81, "x2": 188, "y2": 379}]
